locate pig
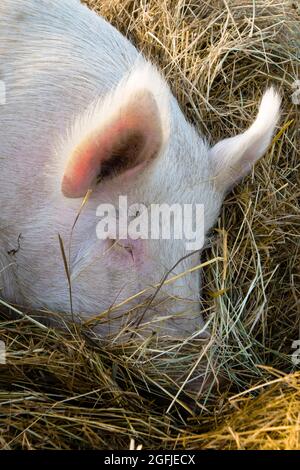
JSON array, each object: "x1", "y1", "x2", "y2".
[{"x1": 0, "y1": 0, "x2": 281, "y2": 346}]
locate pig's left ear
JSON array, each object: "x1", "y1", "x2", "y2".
[
  {"x1": 209, "y1": 88, "x2": 281, "y2": 193},
  {"x1": 62, "y1": 63, "x2": 170, "y2": 198}
]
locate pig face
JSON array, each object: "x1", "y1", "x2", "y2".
[{"x1": 0, "y1": 1, "x2": 281, "y2": 342}]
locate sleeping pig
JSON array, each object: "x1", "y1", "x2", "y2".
[{"x1": 0, "y1": 0, "x2": 280, "y2": 353}]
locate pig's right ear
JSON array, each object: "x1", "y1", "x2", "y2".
[
  {"x1": 61, "y1": 63, "x2": 170, "y2": 198},
  {"x1": 209, "y1": 88, "x2": 281, "y2": 193}
]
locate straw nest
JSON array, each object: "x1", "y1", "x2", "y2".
[{"x1": 0, "y1": 0, "x2": 299, "y2": 450}]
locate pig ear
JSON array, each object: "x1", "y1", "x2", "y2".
[
  {"x1": 62, "y1": 64, "x2": 170, "y2": 198},
  {"x1": 209, "y1": 88, "x2": 281, "y2": 193}
]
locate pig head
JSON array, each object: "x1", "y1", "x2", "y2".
[{"x1": 0, "y1": 0, "x2": 281, "y2": 345}]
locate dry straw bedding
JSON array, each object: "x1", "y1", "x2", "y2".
[{"x1": 0, "y1": 0, "x2": 299, "y2": 450}]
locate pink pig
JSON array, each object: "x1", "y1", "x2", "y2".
[{"x1": 0, "y1": 0, "x2": 280, "y2": 345}]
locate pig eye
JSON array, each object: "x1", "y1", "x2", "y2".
[
  {"x1": 107, "y1": 239, "x2": 135, "y2": 262},
  {"x1": 128, "y1": 204, "x2": 144, "y2": 220}
]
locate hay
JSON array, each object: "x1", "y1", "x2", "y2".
[{"x1": 0, "y1": 0, "x2": 299, "y2": 450}]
